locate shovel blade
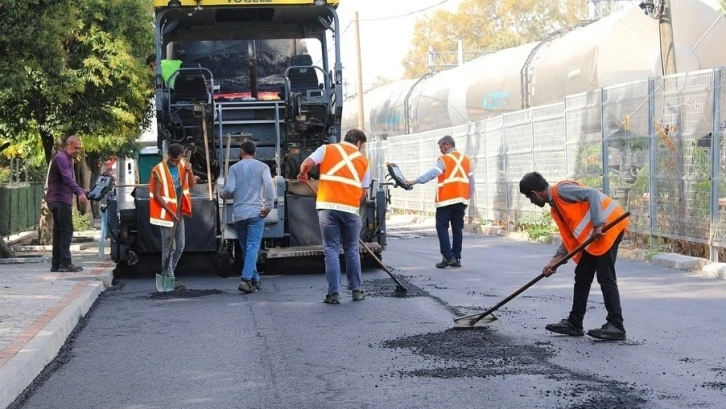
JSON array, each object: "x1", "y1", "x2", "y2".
[
  {"x1": 155, "y1": 273, "x2": 176, "y2": 292},
  {"x1": 155, "y1": 273, "x2": 164, "y2": 292},
  {"x1": 453, "y1": 314, "x2": 499, "y2": 329}
]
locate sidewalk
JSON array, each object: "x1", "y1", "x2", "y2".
[
  {"x1": 0, "y1": 233, "x2": 114, "y2": 409},
  {"x1": 387, "y1": 213, "x2": 726, "y2": 280}
]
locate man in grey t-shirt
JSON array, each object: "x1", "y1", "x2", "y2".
[{"x1": 220, "y1": 140, "x2": 275, "y2": 293}]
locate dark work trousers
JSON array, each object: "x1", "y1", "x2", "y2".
[
  {"x1": 49, "y1": 201, "x2": 74, "y2": 268},
  {"x1": 435, "y1": 203, "x2": 467, "y2": 260},
  {"x1": 568, "y1": 231, "x2": 625, "y2": 331}
]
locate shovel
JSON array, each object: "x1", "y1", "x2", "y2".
[
  {"x1": 453, "y1": 211, "x2": 630, "y2": 329},
  {"x1": 302, "y1": 180, "x2": 408, "y2": 295}
]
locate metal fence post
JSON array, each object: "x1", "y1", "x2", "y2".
[
  {"x1": 648, "y1": 78, "x2": 658, "y2": 252},
  {"x1": 564, "y1": 99, "x2": 570, "y2": 179},
  {"x1": 710, "y1": 68, "x2": 722, "y2": 262},
  {"x1": 601, "y1": 88, "x2": 609, "y2": 195}
]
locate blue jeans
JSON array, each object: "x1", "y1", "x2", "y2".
[
  {"x1": 160, "y1": 217, "x2": 185, "y2": 277},
  {"x1": 435, "y1": 203, "x2": 466, "y2": 260},
  {"x1": 234, "y1": 216, "x2": 264, "y2": 281},
  {"x1": 319, "y1": 210, "x2": 362, "y2": 295}
]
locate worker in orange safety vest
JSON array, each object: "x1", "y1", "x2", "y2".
[
  {"x1": 149, "y1": 143, "x2": 197, "y2": 289},
  {"x1": 298, "y1": 128, "x2": 370, "y2": 305},
  {"x1": 519, "y1": 171, "x2": 630, "y2": 341},
  {"x1": 404, "y1": 135, "x2": 474, "y2": 269}
]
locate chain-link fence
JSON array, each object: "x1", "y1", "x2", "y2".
[{"x1": 368, "y1": 67, "x2": 726, "y2": 261}]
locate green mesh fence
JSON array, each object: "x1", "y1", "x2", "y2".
[{"x1": 0, "y1": 183, "x2": 43, "y2": 237}]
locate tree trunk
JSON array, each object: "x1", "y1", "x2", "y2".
[
  {"x1": 38, "y1": 123, "x2": 55, "y2": 165},
  {"x1": 75, "y1": 151, "x2": 94, "y2": 217},
  {"x1": 37, "y1": 200, "x2": 54, "y2": 246},
  {"x1": 0, "y1": 235, "x2": 15, "y2": 258},
  {"x1": 38, "y1": 150, "x2": 55, "y2": 246}
]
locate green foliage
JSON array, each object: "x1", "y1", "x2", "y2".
[
  {"x1": 0, "y1": 0, "x2": 154, "y2": 167},
  {"x1": 515, "y1": 211, "x2": 557, "y2": 240},
  {"x1": 0, "y1": 167, "x2": 10, "y2": 184},
  {"x1": 403, "y1": 0, "x2": 587, "y2": 78},
  {"x1": 72, "y1": 207, "x2": 93, "y2": 231}
]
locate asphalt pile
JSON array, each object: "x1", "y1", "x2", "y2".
[
  {"x1": 380, "y1": 329, "x2": 648, "y2": 408},
  {"x1": 148, "y1": 289, "x2": 224, "y2": 300},
  {"x1": 363, "y1": 277, "x2": 427, "y2": 298}
]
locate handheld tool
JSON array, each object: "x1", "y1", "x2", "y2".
[
  {"x1": 453, "y1": 211, "x2": 631, "y2": 329},
  {"x1": 303, "y1": 179, "x2": 408, "y2": 295},
  {"x1": 385, "y1": 162, "x2": 413, "y2": 190}
]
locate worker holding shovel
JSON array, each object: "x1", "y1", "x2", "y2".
[
  {"x1": 519, "y1": 172, "x2": 630, "y2": 341},
  {"x1": 150, "y1": 143, "x2": 197, "y2": 291}
]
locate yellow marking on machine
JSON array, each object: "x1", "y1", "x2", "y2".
[{"x1": 154, "y1": 0, "x2": 339, "y2": 8}]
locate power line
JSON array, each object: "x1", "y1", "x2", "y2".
[
  {"x1": 360, "y1": 0, "x2": 453, "y2": 22},
  {"x1": 314, "y1": 20, "x2": 354, "y2": 65}
]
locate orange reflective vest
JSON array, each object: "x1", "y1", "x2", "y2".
[
  {"x1": 436, "y1": 151, "x2": 471, "y2": 207},
  {"x1": 149, "y1": 160, "x2": 192, "y2": 227},
  {"x1": 550, "y1": 181, "x2": 629, "y2": 263},
  {"x1": 317, "y1": 142, "x2": 369, "y2": 215}
]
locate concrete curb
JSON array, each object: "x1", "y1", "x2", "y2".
[{"x1": 0, "y1": 263, "x2": 114, "y2": 409}]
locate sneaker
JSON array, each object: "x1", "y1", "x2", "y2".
[
  {"x1": 58, "y1": 263, "x2": 83, "y2": 273},
  {"x1": 448, "y1": 258, "x2": 462, "y2": 267},
  {"x1": 323, "y1": 293, "x2": 340, "y2": 304},
  {"x1": 435, "y1": 257, "x2": 457, "y2": 268},
  {"x1": 238, "y1": 279, "x2": 257, "y2": 294},
  {"x1": 352, "y1": 290, "x2": 366, "y2": 301},
  {"x1": 251, "y1": 279, "x2": 262, "y2": 291},
  {"x1": 545, "y1": 319, "x2": 585, "y2": 337},
  {"x1": 587, "y1": 322, "x2": 627, "y2": 341}
]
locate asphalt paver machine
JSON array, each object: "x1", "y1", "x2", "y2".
[{"x1": 107, "y1": 0, "x2": 390, "y2": 276}]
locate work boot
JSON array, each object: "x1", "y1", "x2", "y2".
[
  {"x1": 352, "y1": 290, "x2": 366, "y2": 301},
  {"x1": 174, "y1": 281, "x2": 186, "y2": 291},
  {"x1": 58, "y1": 263, "x2": 83, "y2": 273},
  {"x1": 587, "y1": 322, "x2": 627, "y2": 341},
  {"x1": 323, "y1": 293, "x2": 340, "y2": 304},
  {"x1": 448, "y1": 258, "x2": 462, "y2": 267},
  {"x1": 436, "y1": 257, "x2": 457, "y2": 268},
  {"x1": 545, "y1": 319, "x2": 585, "y2": 337},
  {"x1": 238, "y1": 279, "x2": 257, "y2": 294},
  {"x1": 251, "y1": 279, "x2": 262, "y2": 291},
  {"x1": 50, "y1": 265, "x2": 59, "y2": 272}
]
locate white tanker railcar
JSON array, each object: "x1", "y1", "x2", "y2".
[{"x1": 343, "y1": 0, "x2": 726, "y2": 138}]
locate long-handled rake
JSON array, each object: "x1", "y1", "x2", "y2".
[
  {"x1": 453, "y1": 211, "x2": 630, "y2": 329},
  {"x1": 303, "y1": 180, "x2": 408, "y2": 295}
]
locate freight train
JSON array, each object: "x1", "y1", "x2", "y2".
[{"x1": 343, "y1": 0, "x2": 726, "y2": 138}]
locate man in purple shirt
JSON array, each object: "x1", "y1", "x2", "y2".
[{"x1": 45, "y1": 135, "x2": 88, "y2": 272}]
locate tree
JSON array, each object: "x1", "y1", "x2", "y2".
[
  {"x1": 402, "y1": 0, "x2": 587, "y2": 78},
  {"x1": 720, "y1": 0, "x2": 726, "y2": 13},
  {"x1": 0, "y1": 0, "x2": 154, "y2": 246}
]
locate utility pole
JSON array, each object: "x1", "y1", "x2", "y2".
[
  {"x1": 659, "y1": 0, "x2": 677, "y2": 75},
  {"x1": 354, "y1": 11, "x2": 365, "y2": 130}
]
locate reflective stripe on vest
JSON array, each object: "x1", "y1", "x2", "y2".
[
  {"x1": 435, "y1": 152, "x2": 470, "y2": 208},
  {"x1": 550, "y1": 181, "x2": 629, "y2": 263},
  {"x1": 317, "y1": 142, "x2": 368, "y2": 215},
  {"x1": 319, "y1": 144, "x2": 363, "y2": 188},
  {"x1": 149, "y1": 160, "x2": 192, "y2": 227}
]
